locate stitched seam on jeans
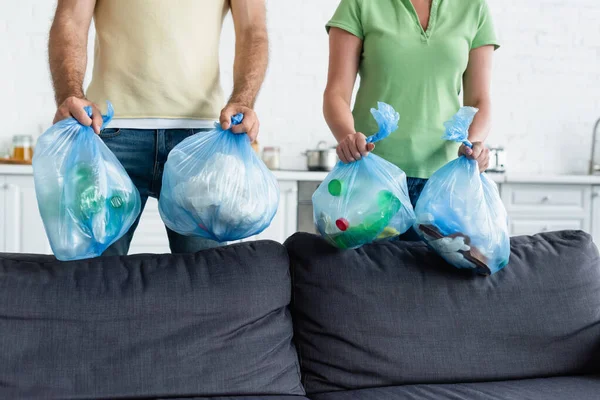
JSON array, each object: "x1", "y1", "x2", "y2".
[
  {"x1": 149, "y1": 130, "x2": 160, "y2": 197},
  {"x1": 98, "y1": 128, "x2": 121, "y2": 139}
]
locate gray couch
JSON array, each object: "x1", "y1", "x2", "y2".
[{"x1": 0, "y1": 231, "x2": 599, "y2": 399}]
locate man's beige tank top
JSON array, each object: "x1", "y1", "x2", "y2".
[{"x1": 86, "y1": 0, "x2": 229, "y2": 120}]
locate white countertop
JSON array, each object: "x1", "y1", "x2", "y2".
[
  {"x1": 0, "y1": 164, "x2": 33, "y2": 175},
  {"x1": 3, "y1": 164, "x2": 600, "y2": 185}
]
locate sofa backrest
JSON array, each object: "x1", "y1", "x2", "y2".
[
  {"x1": 286, "y1": 231, "x2": 600, "y2": 394},
  {"x1": 0, "y1": 241, "x2": 304, "y2": 399}
]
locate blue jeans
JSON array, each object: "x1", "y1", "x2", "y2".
[
  {"x1": 398, "y1": 177, "x2": 428, "y2": 241},
  {"x1": 99, "y1": 128, "x2": 221, "y2": 256},
  {"x1": 407, "y1": 177, "x2": 428, "y2": 209}
]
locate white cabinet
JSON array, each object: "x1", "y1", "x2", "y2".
[
  {"x1": 1, "y1": 175, "x2": 51, "y2": 254},
  {"x1": 592, "y1": 186, "x2": 600, "y2": 245},
  {"x1": 509, "y1": 219, "x2": 585, "y2": 236},
  {"x1": 503, "y1": 184, "x2": 590, "y2": 215},
  {"x1": 253, "y1": 180, "x2": 298, "y2": 243},
  {"x1": 502, "y1": 183, "x2": 592, "y2": 236}
]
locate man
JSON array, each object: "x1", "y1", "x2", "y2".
[{"x1": 48, "y1": 0, "x2": 268, "y2": 255}]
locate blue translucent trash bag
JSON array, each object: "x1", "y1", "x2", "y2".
[
  {"x1": 414, "y1": 107, "x2": 510, "y2": 275},
  {"x1": 312, "y1": 102, "x2": 415, "y2": 249},
  {"x1": 32, "y1": 102, "x2": 141, "y2": 261},
  {"x1": 158, "y1": 114, "x2": 280, "y2": 242}
]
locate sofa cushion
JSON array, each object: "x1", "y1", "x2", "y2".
[
  {"x1": 166, "y1": 397, "x2": 309, "y2": 400},
  {"x1": 0, "y1": 241, "x2": 304, "y2": 400},
  {"x1": 286, "y1": 231, "x2": 600, "y2": 393},
  {"x1": 310, "y1": 376, "x2": 600, "y2": 400}
]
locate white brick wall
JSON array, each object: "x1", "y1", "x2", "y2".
[{"x1": 0, "y1": 1, "x2": 598, "y2": 174}]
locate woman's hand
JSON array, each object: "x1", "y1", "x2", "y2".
[
  {"x1": 459, "y1": 142, "x2": 490, "y2": 173},
  {"x1": 336, "y1": 132, "x2": 375, "y2": 163}
]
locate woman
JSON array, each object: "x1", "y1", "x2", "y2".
[{"x1": 323, "y1": 0, "x2": 499, "y2": 208}]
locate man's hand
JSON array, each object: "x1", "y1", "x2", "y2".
[
  {"x1": 336, "y1": 132, "x2": 375, "y2": 163},
  {"x1": 459, "y1": 142, "x2": 490, "y2": 173},
  {"x1": 220, "y1": 103, "x2": 260, "y2": 142},
  {"x1": 53, "y1": 96, "x2": 103, "y2": 134}
]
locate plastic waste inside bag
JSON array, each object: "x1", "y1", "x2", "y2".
[
  {"x1": 414, "y1": 107, "x2": 510, "y2": 275},
  {"x1": 33, "y1": 102, "x2": 141, "y2": 261},
  {"x1": 158, "y1": 114, "x2": 280, "y2": 242},
  {"x1": 312, "y1": 102, "x2": 416, "y2": 249}
]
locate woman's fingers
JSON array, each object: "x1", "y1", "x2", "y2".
[
  {"x1": 458, "y1": 144, "x2": 473, "y2": 157},
  {"x1": 336, "y1": 133, "x2": 375, "y2": 164},
  {"x1": 478, "y1": 148, "x2": 490, "y2": 172},
  {"x1": 337, "y1": 142, "x2": 352, "y2": 163},
  {"x1": 356, "y1": 134, "x2": 369, "y2": 157},
  {"x1": 342, "y1": 142, "x2": 357, "y2": 163},
  {"x1": 468, "y1": 142, "x2": 486, "y2": 160}
]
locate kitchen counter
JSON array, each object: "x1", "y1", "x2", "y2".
[
  {"x1": 3, "y1": 164, "x2": 600, "y2": 185},
  {"x1": 0, "y1": 164, "x2": 33, "y2": 175}
]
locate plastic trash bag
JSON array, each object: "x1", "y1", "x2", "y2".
[
  {"x1": 414, "y1": 107, "x2": 510, "y2": 275},
  {"x1": 159, "y1": 114, "x2": 279, "y2": 242},
  {"x1": 33, "y1": 102, "x2": 141, "y2": 261},
  {"x1": 312, "y1": 102, "x2": 415, "y2": 249}
]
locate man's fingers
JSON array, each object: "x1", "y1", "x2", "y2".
[
  {"x1": 231, "y1": 120, "x2": 251, "y2": 134},
  {"x1": 91, "y1": 106, "x2": 103, "y2": 134},
  {"x1": 220, "y1": 108, "x2": 235, "y2": 130},
  {"x1": 248, "y1": 120, "x2": 260, "y2": 142},
  {"x1": 367, "y1": 143, "x2": 375, "y2": 152},
  {"x1": 70, "y1": 104, "x2": 93, "y2": 127}
]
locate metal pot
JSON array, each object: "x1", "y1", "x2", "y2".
[{"x1": 303, "y1": 141, "x2": 338, "y2": 171}]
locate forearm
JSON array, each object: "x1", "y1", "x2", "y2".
[
  {"x1": 323, "y1": 90, "x2": 356, "y2": 143},
  {"x1": 229, "y1": 29, "x2": 268, "y2": 107},
  {"x1": 48, "y1": 17, "x2": 89, "y2": 106},
  {"x1": 465, "y1": 98, "x2": 491, "y2": 143}
]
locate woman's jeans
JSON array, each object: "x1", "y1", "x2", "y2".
[
  {"x1": 99, "y1": 128, "x2": 221, "y2": 256},
  {"x1": 399, "y1": 177, "x2": 428, "y2": 241}
]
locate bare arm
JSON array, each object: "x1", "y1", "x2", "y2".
[
  {"x1": 49, "y1": 0, "x2": 102, "y2": 132},
  {"x1": 220, "y1": 0, "x2": 268, "y2": 141},
  {"x1": 323, "y1": 27, "x2": 371, "y2": 163},
  {"x1": 460, "y1": 45, "x2": 495, "y2": 171}
]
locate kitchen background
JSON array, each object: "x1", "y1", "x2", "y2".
[
  {"x1": 0, "y1": 0, "x2": 599, "y2": 255},
  {"x1": 1, "y1": 0, "x2": 599, "y2": 173}
]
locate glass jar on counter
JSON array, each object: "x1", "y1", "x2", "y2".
[
  {"x1": 12, "y1": 135, "x2": 34, "y2": 161},
  {"x1": 262, "y1": 146, "x2": 280, "y2": 170}
]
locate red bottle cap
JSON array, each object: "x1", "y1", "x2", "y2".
[{"x1": 336, "y1": 218, "x2": 350, "y2": 231}]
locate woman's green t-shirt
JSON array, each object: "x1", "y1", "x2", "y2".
[{"x1": 327, "y1": 0, "x2": 499, "y2": 178}]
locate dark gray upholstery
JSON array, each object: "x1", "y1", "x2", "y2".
[
  {"x1": 0, "y1": 241, "x2": 304, "y2": 400},
  {"x1": 286, "y1": 231, "x2": 600, "y2": 394},
  {"x1": 310, "y1": 376, "x2": 600, "y2": 400},
  {"x1": 168, "y1": 397, "x2": 309, "y2": 400}
]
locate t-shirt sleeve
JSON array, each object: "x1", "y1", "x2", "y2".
[
  {"x1": 326, "y1": 0, "x2": 364, "y2": 40},
  {"x1": 471, "y1": 0, "x2": 500, "y2": 50}
]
